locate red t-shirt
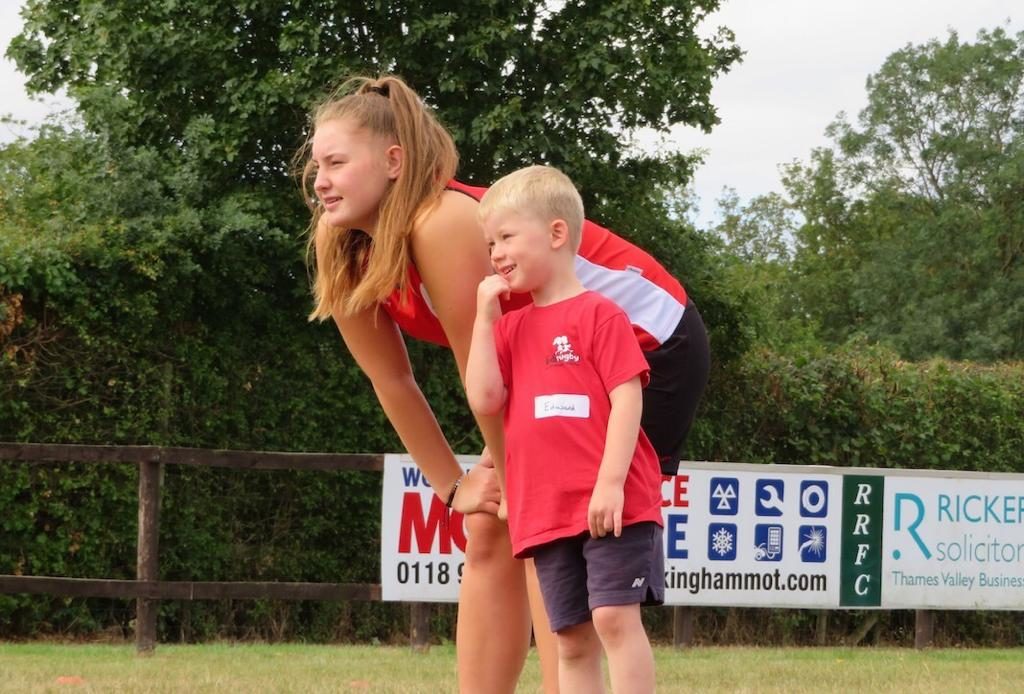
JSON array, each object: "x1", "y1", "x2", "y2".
[
  {"x1": 381, "y1": 180, "x2": 688, "y2": 351},
  {"x1": 494, "y1": 291, "x2": 664, "y2": 557}
]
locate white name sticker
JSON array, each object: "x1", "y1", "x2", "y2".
[{"x1": 534, "y1": 394, "x2": 591, "y2": 419}]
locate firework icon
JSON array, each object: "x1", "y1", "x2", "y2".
[{"x1": 798, "y1": 525, "x2": 827, "y2": 563}]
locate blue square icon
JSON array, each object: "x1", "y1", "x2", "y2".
[
  {"x1": 798, "y1": 525, "x2": 827, "y2": 562},
  {"x1": 753, "y1": 523, "x2": 784, "y2": 561},
  {"x1": 709, "y1": 477, "x2": 739, "y2": 515},
  {"x1": 708, "y1": 523, "x2": 737, "y2": 561},
  {"x1": 799, "y1": 480, "x2": 829, "y2": 517},
  {"x1": 755, "y1": 479, "x2": 784, "y2": 516}
]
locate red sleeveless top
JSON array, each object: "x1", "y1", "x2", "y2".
[{"x1": 381, "y1": 180, "x2": 688, "y2": 352}]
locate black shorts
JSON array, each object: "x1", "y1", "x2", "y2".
[
  {"x1": 532, "y1": 522, "x2": 665, "y2": 632},
  {"x1": 642, "y1": 300, "x2": 710, "y2": 475}
]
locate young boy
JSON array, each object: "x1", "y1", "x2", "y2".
[{"x1": 465, "y1": 165, "x2": 664, "y2": 694}]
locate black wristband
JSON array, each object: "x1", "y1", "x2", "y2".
[{"x1": 445, "y1": 474, "x2": 464, "y2": 509}]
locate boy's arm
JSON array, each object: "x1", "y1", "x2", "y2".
[
  {"x1": 465, "y1": 275, "x2": 511, "y2": 497},
  {"x1": 465, "y1": 275, "x2": 509, "y2": 416},
  {"x1": 588, "y1": 375, "x2": 644, "y2": 539}
]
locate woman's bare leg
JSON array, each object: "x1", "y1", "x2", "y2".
[
  {"x1": 525, "y1": 558, "x2": 561, "y2": 693},
  {"x1": 457, "y1": 512, "x2": 531, "y2": 693}
]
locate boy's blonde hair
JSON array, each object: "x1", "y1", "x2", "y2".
[
  {"x1": 296, "y1": 75, "x2": 458, "y2": 321},
  {"x1": 478, "y1": 166, "x2": 584, "y2": 252}
]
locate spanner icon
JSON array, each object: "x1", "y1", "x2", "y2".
[{"x1": 757, "y1": 480, "x2": 785, "y2": 514}]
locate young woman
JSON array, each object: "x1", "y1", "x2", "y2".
[{"x1": 299, "y1": 75, "x2": 710, "y2": 694}]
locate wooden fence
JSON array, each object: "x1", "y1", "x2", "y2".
[
  {"x1": 0, "y1": 442, "x2": 935, "y2": 653},
  {"x1": 0, "y1": 442, "x2": 387, "y2": 652}
]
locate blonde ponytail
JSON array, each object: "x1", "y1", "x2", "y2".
[{"x1": 296, "y1": 75, "x2": 459, "y2": 320}]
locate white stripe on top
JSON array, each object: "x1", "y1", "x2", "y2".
[{"x1": 575, "y1": 256, "x2": 685, "y2": 346}]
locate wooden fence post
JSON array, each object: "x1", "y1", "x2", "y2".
[
  {"x1": 914, "y1": 609, "x2": 934, "y2": 649},
  {"x1": 410, "y1": 602, "x2": 431, "y2": 651},
  {"x1": 672, "y1": 606, "x2": 694, "y2": 648},
  {"x1": 135, "y1": 362, "x2": 171, "y2": 655},
  {"x1": 815, "y1": 609, "x2": 829, "y2": 646},
  {"x1": 135, "y1": 458, "x2": 162, "y2": 654}
]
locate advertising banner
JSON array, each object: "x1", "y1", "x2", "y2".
[
  {"x1": 661, "y1": 466, "x2": 841, "y2": 608},
  {"x1": 882, "y1": 476, "x2": 1024, "y2": 608},
  {"x1": 380, "y1": 454, "x2": 471, "y2": 602},
  {"x1": 380, "y1": 455, "x2": 1024, "y2": 610}
]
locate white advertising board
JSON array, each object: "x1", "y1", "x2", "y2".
[
  {"x1": 661, "y1": 466, "x2": 842, "y2": 608},
  {"x1": 882, "y1": 476, "x2": 1024, "y2": 608},
  {"x1": 380, "y1": 455, "x2": 1024, "y2": 610},
  {"x1": 380, "y1": 454, "x2": 470, "y2": 602}
]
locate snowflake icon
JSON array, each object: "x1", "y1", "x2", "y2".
[
  {"x1": 707, "y1": 523, "x2": 737, "y2": 560},
  {"x1": 712, "y1": 528, "x2": 733, "y2": 555}
]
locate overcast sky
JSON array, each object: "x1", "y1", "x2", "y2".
[
  {"x1": 1, "y1": 1, "x2": 1019, "y2": 226},
  {"x1": 663, "y1": 0, "x2": 1018, "y2": 225}
]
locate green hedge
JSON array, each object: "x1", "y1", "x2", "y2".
[{"x1": 691, "y1": 343, "x2": 1024, "y2": 474}]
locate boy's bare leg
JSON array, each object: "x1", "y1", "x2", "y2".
[
  {"x1": 555, "y1": 621, "x2": 604, "y2": 694},
  {"x1": 457, "y1": 513, "x2": 531, "y2": 693},
  {"x1": 525, "y1": 557, "x2": 560, "y2": 693},
  {"x1": 592, "y1": 604, "x2": 654, "y2": 694}
]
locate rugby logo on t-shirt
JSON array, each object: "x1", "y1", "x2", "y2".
[{"x1": 548, "y1": 335, "x2": 581, "y2": 364}]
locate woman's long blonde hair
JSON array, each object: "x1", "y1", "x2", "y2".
[{"x1": 297, "y1": 75, "x2": 458, "y2": 320}]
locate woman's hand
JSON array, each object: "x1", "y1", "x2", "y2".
[{"x1": 451, "y1": 447, "x2": 502, "y2": 516}]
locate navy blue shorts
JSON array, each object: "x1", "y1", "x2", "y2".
[{"x1": 532, "y1": 522, "x2": 665, "y2": 632}]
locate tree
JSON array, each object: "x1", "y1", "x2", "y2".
[
  {"x1": 782, "y1": 27, "x2": 1024, "y2": 361},
  {"x1": 709, "y1": 188, "x2": 817, "y2": 350},
  {"x1": 714, "y1": 188, "x2": 795, "y2": 264},
  {"x1": 7, "y1": 1, "x2": 748, "y2": 356},
  {"x1": 8, "y1": 1, "x2": 741, "y2": 221}
]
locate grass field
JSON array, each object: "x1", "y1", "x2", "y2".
[{"x1": 1, "y1": 642, "x2": 1022, "y2": 693}]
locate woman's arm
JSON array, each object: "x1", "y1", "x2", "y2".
[
  {"x1": 317, "y1": 223, "x2": 497, "y2": 513},
  {"x1": 331, "y1": 304, "x2": 465, "y2": 493}
]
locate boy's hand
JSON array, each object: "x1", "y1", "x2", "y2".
[
  {"x1": 498, "y1": 495, "x2": 508, "y2": 521},
  {"x1": 588, "y1": 480, "x2": 624, "y2": 538},
  {"x1": 476, "y1": 274, "x2": 511, "y2": 323}
]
